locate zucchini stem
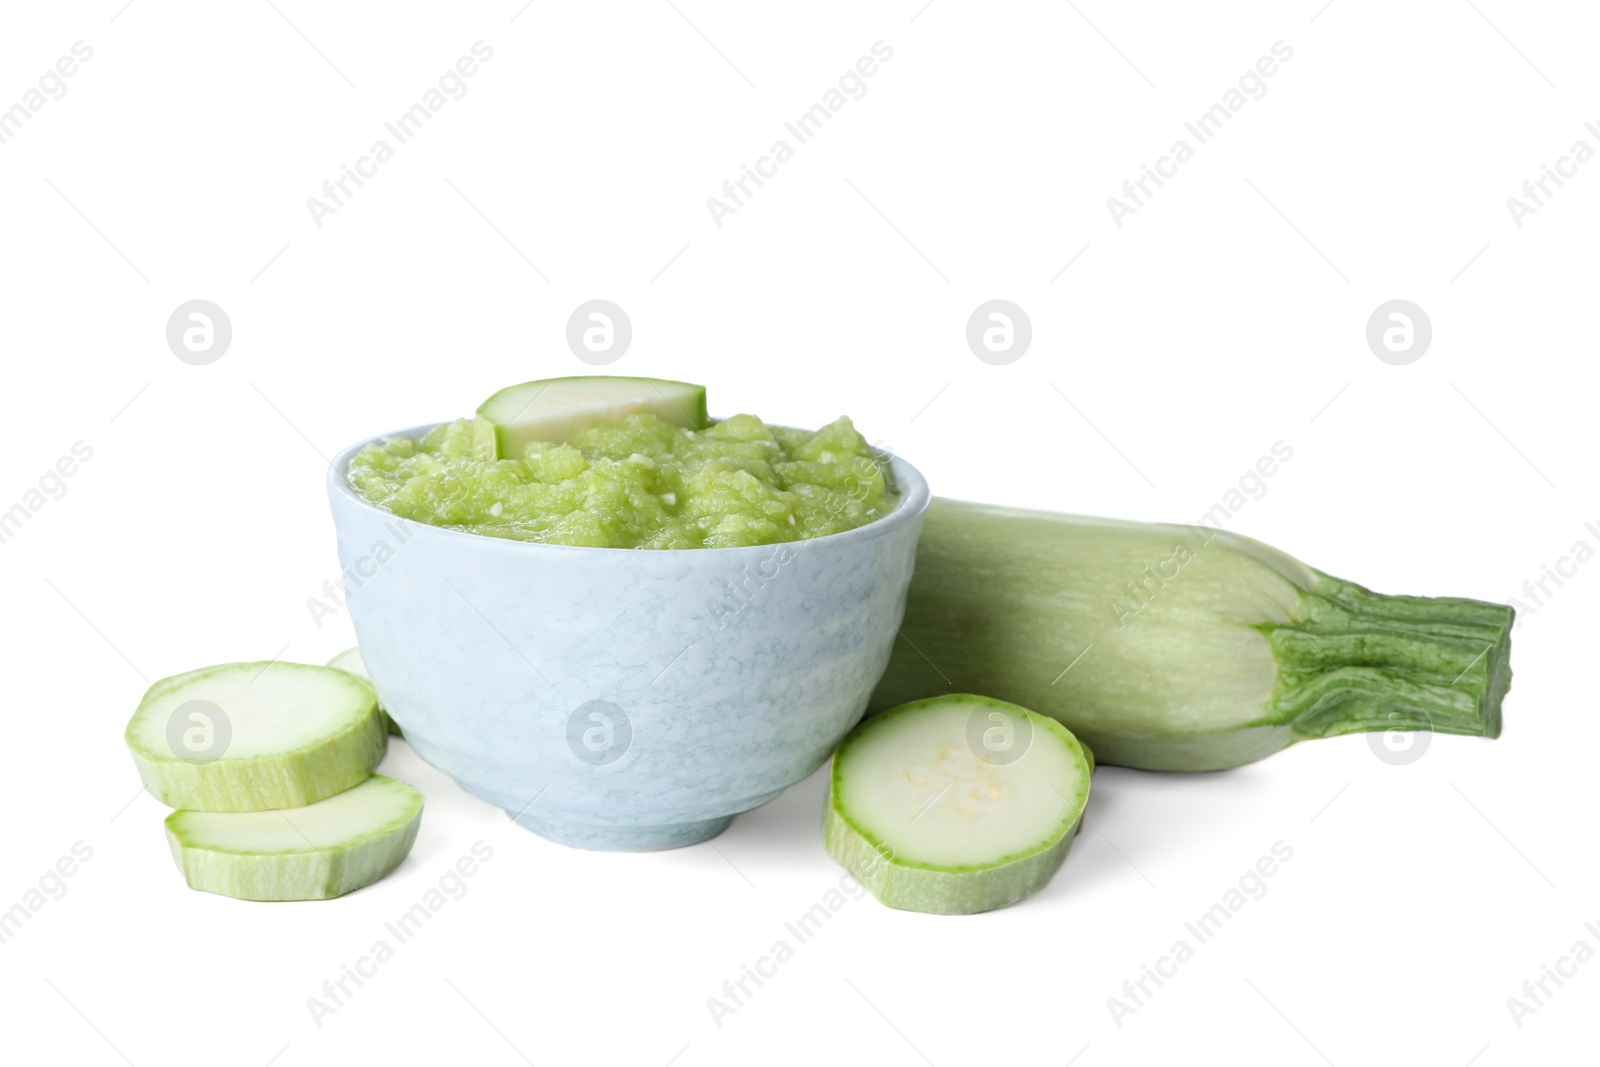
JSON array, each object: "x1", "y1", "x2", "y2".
[{"x1": 1263, "y1": 572, "x2": 1514, "y2": 741}]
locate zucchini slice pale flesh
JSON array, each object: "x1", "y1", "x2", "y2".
[
  {"x1": 826, "y1": 694, "x2": 1091, "y2": 915},
  {"x1": 126, "y1": 662, "x2": 387, "y2": 811},
  {"x1": 165, "y1": 775, "x2": 423, "y2": 901}
]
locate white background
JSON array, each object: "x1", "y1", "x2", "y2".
[{"x1": 1, "y1": 1, "x2": 1594, "y2": 1064}]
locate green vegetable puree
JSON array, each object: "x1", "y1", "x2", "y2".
[{"x1": 346, "y1": 414, "x2": 899, "y2": 549}]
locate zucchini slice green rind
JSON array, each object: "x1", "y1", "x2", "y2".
[
  {"x1": 825, "y1": 694, "x2": 1091, "y2": 915},
  {"x1": 165, "y1": 775, "x2": 423, "y2": 901},
  {"x1": 871, "y1": 498, "x2": 1515, "y2": 771},
  {"x1": 126, "y1": 662, "x2": 387, "y2": 812},
  {"x1": 473, "y1": 375, "x2": 708, "y2": 458},
  {"x1": 327, "y1": 647, "x2": 401, "y2": 736}
]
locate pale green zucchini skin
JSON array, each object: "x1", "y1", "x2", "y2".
[
  {"x1": 870, "y1": 498, "x2": 1514, "y2": 772},
  {"x1": 165, "y1": 775, "x2": 423, "y2": 901},
  {"x1": 825, "y1": 695, "x2": 1091, "y2": 915},
  {"x1": 126, "y1": 663, "x2": 388, "y2": 811},
  {"x1": 823, "y1": 795, "x2": 1085, "y2": 916},
  {"x1": 473, "y1": 375, "x2": 708, "y2": 458}
]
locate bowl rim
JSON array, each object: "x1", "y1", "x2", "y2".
[{"x1": 327, "y1": 421, "x2": 931, "y2": 555}]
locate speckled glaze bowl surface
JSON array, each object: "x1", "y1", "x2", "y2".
[{"x1": 326, "y1": 423, "x2": 929, "y2": 851}]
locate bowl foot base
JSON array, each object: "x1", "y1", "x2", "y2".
[{"x1": 505, "y1": 811, "x2": 735, "y2": 852}]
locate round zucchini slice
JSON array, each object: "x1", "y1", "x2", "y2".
[
  {"x1": 125, "y1": 662, "x2": 386, "y2": 812},
  {"x1": 166, "y1": 775, "x2": 422, "y2": 901},
  {"x1": 825, "y1": 694, "x2": 1091, "y2": 915}
]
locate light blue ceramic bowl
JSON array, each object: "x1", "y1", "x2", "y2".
[{"x1": 326, "y1": 424, "x2": 929, "y2": 851}]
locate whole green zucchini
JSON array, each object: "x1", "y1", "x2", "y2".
[{"x1": 869, "y1": 498, "x2": 1514, "y2": 771}]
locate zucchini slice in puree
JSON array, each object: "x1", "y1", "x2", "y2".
[
  {"x1": 826, "y1": 695, "x2": 1091, "y2": 915},
  {"x1": 327, "y1": 647, "x2": 402, "y2": 736},
  {"x1": 125, "y1": 662, "x2": 386, "y2": 812},
  {"x1": 166, "y1": 775, "x2": 423, "y2": 901},
  {"x1": 473, "y1": 375, "x2": 707, "y2": 458}
]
